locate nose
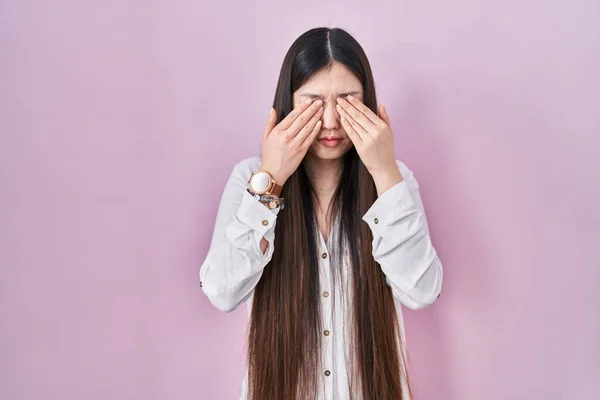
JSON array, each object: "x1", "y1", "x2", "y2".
[{"x1": 321, "y1": 101, "x2": 340, "y2": 131}]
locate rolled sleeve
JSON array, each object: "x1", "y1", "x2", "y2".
[
  {"x1": 200, "y1": 157, "x2": 282, "y2": 312},
  {"x1": 362, "y1": 180, "x2": 416, "y2": 236},
  {"x1": 236, "y1": 189, "x2": 280, "y2": 237},
  {"x1": 360, "y1": 162, "x2": 442, "y2": 309}
]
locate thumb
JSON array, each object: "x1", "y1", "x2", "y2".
[
  {"x1": 263, "y1": 107, "x2": 278, "y2": 138},
  {"x1": 378, "y1": 104, "x2": 392, "y2": 127}
]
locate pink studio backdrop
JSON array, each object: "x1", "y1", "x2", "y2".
[{"x1": 1, "y1": 1, "x2": 598, "y2": 399}]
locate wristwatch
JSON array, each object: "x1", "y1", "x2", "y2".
[{"x1": 247, "y1": 170, "x2": 283, "y2": 197}]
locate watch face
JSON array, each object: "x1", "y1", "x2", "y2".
[{"x1": 250, "y1": 172, "x2": 270, "y2": 194}]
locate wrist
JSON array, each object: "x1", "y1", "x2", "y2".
[
  {"x1": 260, "y1": 164, "x2": 287, "y2": 186},
  {"x1": 246, "y1": 189, "x2": 285, "y2": 210},
  {"x1": 372, "y1": 164, "x2": 404, "y2": 197}
]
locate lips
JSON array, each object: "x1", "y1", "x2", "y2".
[{"x1": 318, "y1": 136, "x2": 342, "y2": 147}]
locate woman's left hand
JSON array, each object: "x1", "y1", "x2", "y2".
[{"x1": 336, "y1": 95, "x2": 403, "y2": 193}]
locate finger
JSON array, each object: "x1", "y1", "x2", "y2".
[
  {"x1": 339, "y1": 115, "x2": 362, "y2": 144},
  {"x1": 292, "y1": 105, "x2": 324, "y2": 145},
  {"x1": 336, "y1": 104, "x2": 368, "y2": 140},
  {"x1": 378, "y1": 104, "x2": 392, "y2": 128},
  {"x1": 286, "y1": 99, "x2": 323, "y2": 136},
  {"x1": 345, "y1": 95, "x2": 381, "y2": 124},
  {"x1": 263, "y1": 107, "x2": 278, "y2": 138},
  {"x1": 336, "y1": 96, "x2": 376, "y2": 131},
  {"x1": 301, "y1": 119, "x2": 322, "y2": 148},
  {"x1": 278, "y1": 98, "x2": 314, "y2": 130}
]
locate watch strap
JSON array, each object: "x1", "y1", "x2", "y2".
[{"x1": 267, "y1": 180, "x2": 283, "y2": 197}]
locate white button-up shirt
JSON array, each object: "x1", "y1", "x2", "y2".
[{"x1": 200, "y1": 156, "x2": 443, "y2": 400}]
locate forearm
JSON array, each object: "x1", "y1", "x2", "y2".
[
  {"x1": 363, "y1": 159, "x2": 443, "y2": 309},
  {"x1": 371, "y1": 163, "x2": 404, "y2": 197},
  {"x1": 201, "y1": 176, "x2": 280, "y2": 312}
]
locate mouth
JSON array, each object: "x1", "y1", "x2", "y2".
[{"x1": 318, "y1": 137, "x2": 342, "y2": 147}]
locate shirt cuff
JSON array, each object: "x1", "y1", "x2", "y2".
[
  {"x1": 361, "y1": 180, "x2": 416, "y2": 236},
  {"x1": 236, "y1": 188, "x2": 280, "y2": 237}
]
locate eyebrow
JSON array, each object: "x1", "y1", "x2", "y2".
[{"x1": 298, "y1": 90, "x2": 362, "y2": 99}]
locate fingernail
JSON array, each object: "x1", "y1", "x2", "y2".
[
  {"x1": 304, "y1": 98, "x2": 313, "y2": 105},
  {"x1": 347, "y1": 95, "x2": 354, "y2": 101},
  {"x1": 315, "y1": 99, "x2": 323, "y2": 106}
]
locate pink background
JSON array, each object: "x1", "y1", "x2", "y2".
[{"x1": 1, "y1": 1, "x2": 599, "y2": 399}]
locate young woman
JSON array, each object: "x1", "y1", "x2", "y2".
[{"x1": 200, "y1": 27, "x2": 443, "y2": 400}]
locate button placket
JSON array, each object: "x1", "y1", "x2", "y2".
[{"x1": 319, "y1": 245, "x2": 334, "y2": 398}]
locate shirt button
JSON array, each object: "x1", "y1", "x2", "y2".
[
  {"x1": 200, "y1": 280, "x2": 203, "y2": 287},
  {"x1": 323, "y1": 291, "x2": 329, "y2": 298},
  {"x1": 321, "y1": 252, "x2": 328, "y2": 259},
  {"x1": 374, "y1": 217, "x2": 379, "y2": 224},
  {"x1": 324, "y1": 370, "x2": 331, "y2": 376},
  {"x1": 262, "y1": 219, "x2": 269, "y2": 226},
  {"x1": 324, "y1": 330, "x2": 330, "y2": 336}
]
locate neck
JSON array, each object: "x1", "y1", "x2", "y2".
[{"x1": 303, "y1": 153, "x2": 343, "y2": 202}]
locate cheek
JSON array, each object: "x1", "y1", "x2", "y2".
[{"x1": 292, "y1": 96, "x2": 301, "y2": 109}]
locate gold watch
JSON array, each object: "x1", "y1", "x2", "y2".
[{"x1": 247, "y1": 170, "x2": 283, "y2": 197}]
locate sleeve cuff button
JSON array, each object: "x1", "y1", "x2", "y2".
[{"x1": 374, "y1": 217, "x2": 379, "y2": 224}]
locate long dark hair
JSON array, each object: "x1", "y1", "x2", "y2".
[{"x1": 247, "y1": 27, "x2": 410, "y2": 400}]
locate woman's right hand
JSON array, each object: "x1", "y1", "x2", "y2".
[{"x1": 260, "y1": 98, "x2": 324, "y2": 186}]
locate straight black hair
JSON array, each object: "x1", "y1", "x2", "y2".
[{"x1": 247, "y1": 27, "x2": 410, "y2": 400}]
